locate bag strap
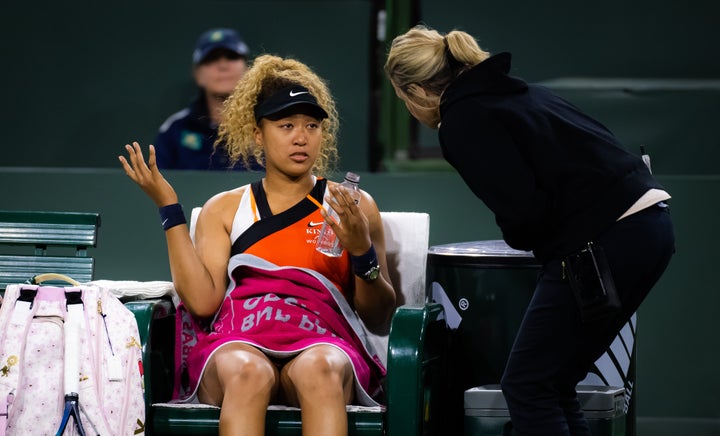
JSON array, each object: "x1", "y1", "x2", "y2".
[
  {"x1": 28, "y1": 273, "x2": 80, "y2": 286},
  {"x1": 63, "y1": 308, "x2": 82, "y2": 396},
  {"x1": 7, "y1": 287, "x2": 40, "y2": 338},
  {"x1": 0, "y1": 286, "x2": 42, "y2": 436}
]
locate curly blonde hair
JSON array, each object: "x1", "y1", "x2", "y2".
[{"x1": 216, "y1": 54, "x2": 339, "y2": 175}]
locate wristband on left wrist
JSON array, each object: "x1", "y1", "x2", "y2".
[{"x1": 350, "y1": 244, "x2": 381, "y2": 282}]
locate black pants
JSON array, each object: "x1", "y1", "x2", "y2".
[{"x1": 500, "y1": 204, "x2": 675, "y2": 435}]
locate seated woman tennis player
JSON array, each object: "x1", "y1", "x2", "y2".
[{"x1": 119, "y1": 54, "x2": 396, "y2": 436}]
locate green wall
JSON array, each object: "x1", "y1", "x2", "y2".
[
  {"x1": 419, "y1": 0, "x2": 720, "y2": 81},
  {"x1": 2, "y1": 1, "x2": 372, "y2": 171}
]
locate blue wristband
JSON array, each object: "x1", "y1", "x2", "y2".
[
  {"x1": 159, "y1": 203, "x2": 186, "y2": 231},
  {"x1": 350, "y1": 244, "x2": 379, "y2": 276}
]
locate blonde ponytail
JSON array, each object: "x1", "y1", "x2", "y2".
[{"x1": 385, "y1": 25, "x2": 490, "y2": 96}]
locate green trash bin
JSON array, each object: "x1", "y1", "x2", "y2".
[
  {"x1": 426, "y1": 240, "x2": 636, "y2": 435},
  {"x1": 464, "y1": 385, "x2": 626, "y2": 435},
  {"x1": 426, "y1": 240, "x2": 539, "y2": 435}
]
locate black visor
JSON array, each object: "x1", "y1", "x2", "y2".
[{"x1": 254, "y1": 85, "x2": 329, "y2": 123}]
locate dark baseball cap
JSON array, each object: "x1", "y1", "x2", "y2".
[
  {"x1": 254, "y1": 85, "x2": 329, "y2": 123},
  {"x1": 193, "y1": 28, "x2": 249, "y2": 65}
]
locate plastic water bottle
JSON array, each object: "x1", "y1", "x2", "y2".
[{"x1": 316, "y1": 172, "x2": 361, "y2": 257}]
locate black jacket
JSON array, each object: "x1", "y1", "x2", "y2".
[{"x1": 439, "y1": 52, "x2": 662, "y2": 262}]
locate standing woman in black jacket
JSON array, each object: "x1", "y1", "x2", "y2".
[{"x1": 385, "y1": 25, "x2": 675, "y2": 435}]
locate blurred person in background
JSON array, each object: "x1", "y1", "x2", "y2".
[{"x1": 154, "y1": 28, "x2": 259, "y2": 170}]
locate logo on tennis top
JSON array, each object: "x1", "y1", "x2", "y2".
[{"x1": 289, "y1": 90, "x2": 309, "y2": 97}]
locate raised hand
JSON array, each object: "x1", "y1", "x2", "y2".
[{"x1": 118, "y1": 141, "x2": 179, "y2": 207}]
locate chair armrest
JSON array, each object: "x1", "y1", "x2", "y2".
[
  {"x1": 385, "y1": 303, "x2": 447, "y2": 435},
  {"x1": 125, "y1": 298, "x2": 176, "y2": 412}
]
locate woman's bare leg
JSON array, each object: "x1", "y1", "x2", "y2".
[
  {"x1": 280, "y1": 345, "x2": 355, "y2": 436},
  {"x1": 198, "y1": 342, "x2": 280, "y2": 436}
]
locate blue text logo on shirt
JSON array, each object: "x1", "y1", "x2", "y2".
[{"x1": 181, "y1": 131, "x2": 203, "y2": 151}]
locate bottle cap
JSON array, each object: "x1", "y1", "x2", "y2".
[{"x1": 344, "y1": 172, "x2": 360, "y2": 183}]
